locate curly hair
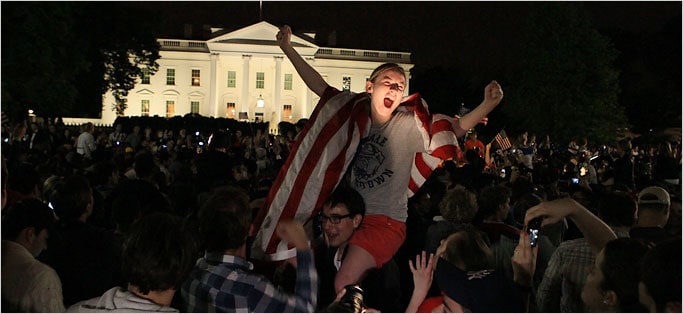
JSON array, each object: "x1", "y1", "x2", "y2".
[{"x1": 439, "y1": 186, "x2": 478, "y2": 224}]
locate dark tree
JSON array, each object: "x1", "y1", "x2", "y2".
[
  {"x1": 1, "y1": 3, "x2": 161, "y2": 120},
  {"x1": 2, "y1": 3, "x2": 86, "y2": 120},
  {"x1": 605, "y1": 15, "x2": 682, "y2": 135},
  {"x1": 501, "y1": 3, "x2": 626, "y2": 144}
]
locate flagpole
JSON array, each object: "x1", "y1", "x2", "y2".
[{"x1": 259, "y1": 1, "x2": 263, "y2": 21}]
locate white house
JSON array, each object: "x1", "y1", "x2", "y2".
[{"x1": 65, "y1": 21, "x2": 413, "y2": 132}]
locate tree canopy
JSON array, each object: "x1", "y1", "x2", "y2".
[
  {"x1": 501, "y1": 3, "x2": 627, "y2": 144},
  {"x1": 1, "y1": 3, "x2": 161, "y2": 121}
]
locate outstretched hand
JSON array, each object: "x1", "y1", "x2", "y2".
[
  {"x1": 409, "y1": 251, "x2": 435, "y2": 299},
  {"x1": 483, "y1": 80, "x2": 504, "y2": 107},
  {"x1": 276, "y1": 25, "x2": 292, "y2": 48}
]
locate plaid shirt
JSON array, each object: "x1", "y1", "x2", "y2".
[
  {"x1": 181, "y1": 250, "x2": 317, "y2": 313},
  {"x1": 536, "y1": 238, "x2": 594, "y2": 313}
]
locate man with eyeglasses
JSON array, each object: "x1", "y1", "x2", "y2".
[{"x1": 313, "y1": 185, "x2": 402, "y2": 312}]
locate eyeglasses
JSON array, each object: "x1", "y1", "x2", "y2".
[{"x1": 319, "y1": 213, "x2": 353, "y2": 224}]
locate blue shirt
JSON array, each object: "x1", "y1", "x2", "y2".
[{"x1": 181, "y1": 250, "x2": 317, "y2": 312}]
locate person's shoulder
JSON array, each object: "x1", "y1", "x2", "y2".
[{"x1": 31, "y1": 258, "x2": 61, "y2": 279}]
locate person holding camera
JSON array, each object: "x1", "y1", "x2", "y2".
[{"x1": 524, "y1": 197, "x2": 658, "y2": 311}]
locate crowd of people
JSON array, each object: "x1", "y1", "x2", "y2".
[{"x1": 1, "y1": 24, "x2": 681, "y2": 313}]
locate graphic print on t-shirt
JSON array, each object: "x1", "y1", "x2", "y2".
[{"x1": 353, "y1": 133, "x2": 394, "y2": 190}]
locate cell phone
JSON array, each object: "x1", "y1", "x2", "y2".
[
  {"x1": 526, "y1": 217, "x2": 542, "y2": 247},
  {"x1": 571, "y1": 178, "x2": 579, "y2": 184}
]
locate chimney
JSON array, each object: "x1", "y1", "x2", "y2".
[
  {"x1": 327, "y1": 30, "x2": 337, "y2": 46},
  {"x1": 184, "y1": 24, "x2": 193, "y2": 39}
]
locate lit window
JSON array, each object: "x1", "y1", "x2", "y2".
[
  {"x1": 141, "y1": 99, "x2": 150, "y2": 116},
  {"x1": 227, "y1": 71, "x2": 236, "y2": 88},
  {"x1": 166, "y1": 100, "x2": 175, "y2": 118},
  {"x1": 342, "y1": 76, "x2": 351, "y2": 91},
  {"x1": 226, "y1": 102, "x2": 236, "y2": 119},
  {"x1": 191, "y1": 101, "x2": 200, "y2": 114},
  {"x1": 141, "y1": 68, "x2": 150, "y2": 84},
  {"x1": 284, "y1": 73, "x2": 293, "y2": 90},
  {"x1": 256, "y1": 72, "x2": 264, "y2": 89},
  {"x1": 166, "y1": 68, "x2": 175, "y2": 85},
  {"x1": 191, "y1": 69, "x2": 200, "y2": 86},
  {"x1": 283, "y1": 104, "x2": 292, "y2": 122}
]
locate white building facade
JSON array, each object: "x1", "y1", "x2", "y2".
[{"x1": 68, "y1": 21, "x2": 413, "y2": 132}]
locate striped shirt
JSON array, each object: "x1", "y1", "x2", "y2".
[{"x1": 181, "y1": 251, "x2": 317, "y2": 312}]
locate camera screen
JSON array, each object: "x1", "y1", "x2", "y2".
[
  {"x1": 528, "y1": 228, "x2": 539, "y2": 247},
  {"x1": 527, "y1": 217, "x2": 542, "y2": 247}
]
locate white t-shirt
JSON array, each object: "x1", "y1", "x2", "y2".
[{"x1": 349, "y1": 111, "x2": 425, "y2": 222}]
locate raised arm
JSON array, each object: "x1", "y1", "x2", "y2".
[
  {"x1": 453, "y1": 80, "x2": 504, "y2": 137},
  {"x1": 524, "y1": 197, "x2": 617, "y2": 253},
  {"x1": 276, "y1": 25, "x2": 329, "y2": 97}
]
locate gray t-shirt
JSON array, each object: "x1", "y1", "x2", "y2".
[{"x1": 349, "y1": 111, "x2": 425, "y2": 222}]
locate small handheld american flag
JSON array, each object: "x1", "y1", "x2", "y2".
[{"x1": 493, "y1": 129, "x2": 512, "y2": 151}]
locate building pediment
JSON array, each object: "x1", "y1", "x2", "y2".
[
  {"x1": 136, "y1": 88, "x2": 154, "y2": 95},
  {"x1": 162, "y1": 90, "x2": 181, "y2": 96},
  {"x1": 207, "y1": 21, "x2": 318, "y2": 55},
  {"x1": 188, "y1": 91, "x2": 205, "y2": 97}
]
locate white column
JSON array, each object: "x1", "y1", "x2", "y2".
[
  {"x1": 303, "y1": 56, "x2": 316, "y2": 118},
  {"x1": 273, "y1": 56, "x2": 283, "y2": 125},
  {"x1": 210, "y1": 53, "x2": 219, "y2": 117},
  {"x1": 241, "y1": 55, "x2": 252, "y2": 115}
]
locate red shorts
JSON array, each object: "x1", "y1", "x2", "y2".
[{"x1": 348, "y1": 214, "x2": 406, "y2": 268}]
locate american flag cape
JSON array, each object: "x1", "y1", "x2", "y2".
[{"x1": 250, "y1": 87, "x2": 463, "y2": 261}]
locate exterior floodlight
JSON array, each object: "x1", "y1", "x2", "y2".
[{"x1": 257, "y1": 95, "x2": 264, "y2": 108}]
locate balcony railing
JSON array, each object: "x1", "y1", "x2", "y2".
[
  {"x1": 157, "y1": 39, "x2": 410, "y2": 63},
  {"x1": 316, "y1": 47, "x2": 410, "y2": 63},
  {"x1": 158, "y1": 39, "x2": 209, "y2": 52}
]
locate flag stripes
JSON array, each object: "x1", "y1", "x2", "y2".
[
  {"x1": 251, "y1": 89, "x2": 461, "y2": 260},
  {"x1": 494, "y1": 129, "x2": 512, "y2": 151}
]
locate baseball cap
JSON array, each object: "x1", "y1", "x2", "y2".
[
  {"x1": 434, "y1": 257, "x2": 525, "y2": 312},
  {"x1": 638, "y1": 186, "x2": 670, "y2": 206}
]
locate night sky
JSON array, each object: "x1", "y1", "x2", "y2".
[{"x1": 124, "y1": 1, "x2": 681, "y2": 70}]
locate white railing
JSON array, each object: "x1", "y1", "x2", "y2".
[
  {"x1": 158, "y1": 39, "x2": 209, "y2": 52},
  {"x1": 316, "y1": 47, "x2": 410, "y2": 62}
]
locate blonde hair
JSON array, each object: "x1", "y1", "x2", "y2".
[{"x1": 368, "y1": 63, "x2": 406, "y2": 83}]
